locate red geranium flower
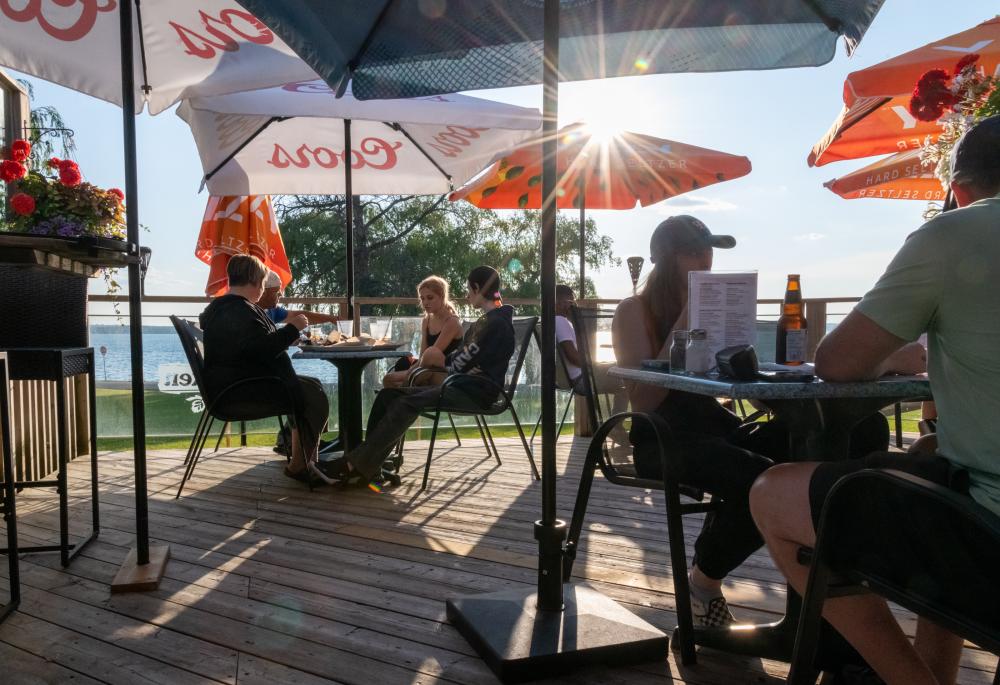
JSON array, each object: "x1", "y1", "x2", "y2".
[
  {"x1": 58, "y1": 159, "x2": 79, "y2": 173},
  {"x1": 909, "y1": 69, "x2": 956, "y2": 122},
  {"x1": 10, "y1": 139, "x2": 31, "y2": 163},
  {"x1": 954, "y1": 53, "x2": 980, "y2": 75},
  {"x1": 10, "y1": 192, "x2": 35, "y2": 216},
  {"x1": 0, "y1": 159, "x2": 27, "y2": 182},
  {"x1": 108, "y1": 187, "x2": 125, "y2": 203},
  {"x1": 59, "y1": 165, "x2": 83, "y2": 187},
  {"x1": 46, "y1": 157, "x2": 61, "y2": 169}
]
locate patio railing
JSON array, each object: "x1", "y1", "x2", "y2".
[{"x1": 75, "y1": 294, "x2": 861, "y2": 441}]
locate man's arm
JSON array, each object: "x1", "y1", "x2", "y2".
[
  {"x1": 559, "y1": 340, "x2": 583, "y2": 367},
  {"x1": 815, "y1": 310, "x2": 926, "y2": 382},
  {"x1": 286, "y1": 309, "x2": 338, "y2": 324}
]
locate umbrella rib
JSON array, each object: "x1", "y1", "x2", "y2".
[
  {"x1": 334, "y1": 0, "x2": 397, "y2": 97},
  {"x1": 384, "y1": 121, "x2": 453, "y2": 187},
  {"x1": 204, "y1": 116, "x2": 289, "y2": 183},
  {"x1": 133, "y1": 0, "x2": 152, "y2": 95}
]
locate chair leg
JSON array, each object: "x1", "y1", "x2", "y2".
[
  {"x1": 421, "y1": 411, "x2": 442, "y2": 492},
  {"x1": 663, "y1": 480, "x2": 697, "y2": 665},
  {"x1": 787, "y1": 553, "x2": 834, "y2": 684},
  {"x1": 474, "y1": 416, "x2": 499, "y2": 463},
  {"x1": 563, "y1": 439, "x2": 601, "y2": 581},
  {"x1": 183, "y1": 411, "x2": 210, "y2": 467},
  {"x1": 448, "y1": 414, "x2": 462, "y2": 446},
  {"x1": 529, "y1": 410, "x2": 542, "y2": 448},
  {"x1": 509, "y1": 406, "x2": 540, "y2": 480},
  {"x1": 557, "y1": 392, "x2": 574, "y2": 442},
  {"x1": 894, "y1": 402, "x2": 904, "y2": 449},
  {"x1": 177, "y1": 415, "x2": 215, "y2": 499},
  {"x1": 481, "y1": 419, "x2": 503, "y2": 467},
  {"x1": 213, "y1": 421, "x2": 229, "y2": 453}
]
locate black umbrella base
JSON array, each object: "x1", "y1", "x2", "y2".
[{"x1": 447, "y1": 583, "x2": 668, "y2": 683}]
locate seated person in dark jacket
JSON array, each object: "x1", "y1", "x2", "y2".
[
  {"x1": 320, "y1": 265, "x2": 515, "y2": 486},
  {"x1": 200, "y1": 254, "x2": 329, "y2": 484}
]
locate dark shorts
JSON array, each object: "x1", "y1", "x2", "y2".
[{"x1": 808, "y1": 451, "x2": 970, "y2": 530}]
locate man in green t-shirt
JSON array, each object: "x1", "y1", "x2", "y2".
[{"x1": 750, "y1": 115, "x2": 1000, "y2": 685}]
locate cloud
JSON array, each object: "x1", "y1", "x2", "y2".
[
  {"x1": 793, "y1": 232, "x2": 827, "y2": 242},
  {"x1": 658, "y1": 194, "x2": 739, "y2": 213},
  {"x1": 142, "y1": 266, "x2": 198, "y2": 290}
]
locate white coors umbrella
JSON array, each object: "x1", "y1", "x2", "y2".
[
  {"x1": 0, "y1": 0, "x2": 319, "y2": 113},
  {"x1": 177, "y1": 80, "x2": 541, "y2": 196}
]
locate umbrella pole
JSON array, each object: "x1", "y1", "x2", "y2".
[
  {"x1": 111, "y1": 0, "x2": 169, "y2": 593},
  {"x1": 578, "y1": 174, "x2": 586, "y2": 297},
  {"x1": 344, "y1": 119, "x2": 356, "y2": 321},
  {"x1": 447, "y1": 2, "x2": 667, "y2": 680}
]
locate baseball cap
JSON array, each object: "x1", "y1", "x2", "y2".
[
  {"x1": 649, "y1": 215, "x2": 735, "y2": 263},
  {"x1": 950, "y1": 114, "x2": 1000, "y2": 188},
  {"x1": 264, "y1": 271, "x2": 282, "y2": 289}
]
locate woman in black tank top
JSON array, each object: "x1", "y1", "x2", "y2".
[{"x1": 383, "y1": 276, "x2": 463, "y2": 386}]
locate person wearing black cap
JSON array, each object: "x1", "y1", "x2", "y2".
[
  {"x1": 613, "y1": 215, "x2": 889, "y2": 628},
  {"x1": 751, "y1": 114, "x2": 1000, "y2": 685}
]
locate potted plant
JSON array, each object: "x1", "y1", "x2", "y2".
[{"x1": 0, "y1": 138, "x2": 129, "y2": 348}]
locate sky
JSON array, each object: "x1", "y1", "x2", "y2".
[{"x1": 10, "y1": 0, "x2": 997, "y2": 308}]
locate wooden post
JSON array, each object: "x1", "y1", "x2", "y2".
[{"x1": 805, "y1": 300, "x2": 827, "y2": 362}]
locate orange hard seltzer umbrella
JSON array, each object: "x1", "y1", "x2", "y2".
[
  {"x1": 824, "y1": 150, "x2": 947, "y2": 201},
  {"x1": 843, "y1": 16, "x2": 1000, "y2": 106},
  {"x1": 195, "y1": 195, "x2": 292, "y2": 297},
  {"x1": 810, "y1": 17, "x2": 999, "y2": 167},
  {"x1": 449, "y1": 124, "x2": 751, "y2": 210}
]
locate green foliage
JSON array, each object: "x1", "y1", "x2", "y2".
[
  {"x1": 17, "y1": 79, "x2": 76, "y2": 170},
  {"x1": 275, "y1": 195, "x2": 618, "y2": 315}
]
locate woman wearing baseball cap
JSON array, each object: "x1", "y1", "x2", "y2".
[{"x1": 612, "y1": 215, "x2": 888, "y2": 628}]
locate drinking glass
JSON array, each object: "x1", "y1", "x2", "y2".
[
  {"x1": 369, "y1": 318, "x2": 390, "y2": 341},
  {"x1": 337, "y1": 320, "x2": 354, "y2": 339}
]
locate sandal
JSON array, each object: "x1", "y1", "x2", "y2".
[{"x1": 283, "y1": 466, "x2": 326, "y2": 488}]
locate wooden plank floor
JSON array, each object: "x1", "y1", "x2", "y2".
[{"x1": 0, "y1": 436, "x2": 996, "y2": 684}]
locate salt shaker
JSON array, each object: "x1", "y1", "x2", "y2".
[
  {"x1": 669, "y1": 330, "x2": 688, "y2": 373},
  {"x1": 685, "y1": 329, "x2": 712, "y2": 374}
]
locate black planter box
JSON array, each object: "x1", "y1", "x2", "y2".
[{"x1": 0, "y1": 233, "x2": 130, "y2": 349}]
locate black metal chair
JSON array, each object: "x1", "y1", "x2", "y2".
[
  {"x1": 562, "y1": 305, "x2": 721, "y2": 666},
  {"x1": 788, "y1": 469, "x2": 1000, "y2": 684},
  {"x1": 170, "y1": 316, "x2": 304, "y2": 498},
  {"x1": 419, "y1": 316, "x2": 541, "y2": 491},
  {"x1": 529, "y1": 322, "x2": 580, "y2": 447}
]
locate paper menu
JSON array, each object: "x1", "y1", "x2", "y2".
[{"x1": 687, "y1": 271, "x2": 758, "y2": 357}]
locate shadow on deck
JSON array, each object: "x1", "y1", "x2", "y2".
[{"x1": 0, "y1": 436, "x2": 996, "y2": 684}]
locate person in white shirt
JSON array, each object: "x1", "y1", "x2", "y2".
[{"x1": 555, "y1": 285, "x2": 628, "y2": 416}]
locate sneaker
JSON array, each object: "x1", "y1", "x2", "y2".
[{"x1": 689, "y1": 593, "x2": 736, "y2": 628}]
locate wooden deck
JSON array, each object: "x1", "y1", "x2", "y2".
[{"x1": 1, "y1": 436, "x2": 996, "y2": 684}]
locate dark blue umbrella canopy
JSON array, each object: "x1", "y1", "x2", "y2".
[{"x1": 235, "y1": 0, "x2": 885, "y2": 99}]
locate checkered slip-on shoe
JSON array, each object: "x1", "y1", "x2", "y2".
[{"x1": 690, "y1": 594, "x2": 736, "y2": 628}]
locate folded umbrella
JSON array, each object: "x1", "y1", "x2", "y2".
[{"x1": 195, "y1": 195, "x2": 291, "y2": 296}]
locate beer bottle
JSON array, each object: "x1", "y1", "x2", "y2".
[{"x1": 776, "y1": 274, "x2": 807, "y2": 365}]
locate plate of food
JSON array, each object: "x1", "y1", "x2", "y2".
[{"x1": 372, "y1": 340, "x2": 403, "y2": 350}]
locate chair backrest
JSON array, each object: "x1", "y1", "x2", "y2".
[
  {"x1": 569, "y1": 304, "x2": 613, "y2": 428},
  {"x1": 534, "y1": 321, "x2": 574, "y2": 392},
  {"x1": 818, "y1": 469, "x2": 1000, "y2": 654},
  {"x1": 169, "y1": 315, "x2": 210, "y2": 397},
  {"x1": 506, "y1": 316, "x2": 539, "y2": 395}
]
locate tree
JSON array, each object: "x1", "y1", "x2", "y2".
[{"x1": 274, "y1": 195, "x2": 617, "y2": 314}]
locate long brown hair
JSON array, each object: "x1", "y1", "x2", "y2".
[
  {"x1": 637, "y1": 250, "x2": 700, "y2": 348},
  {"x1": 417, "y1": 275, "x2": 457, "y2": 317}
]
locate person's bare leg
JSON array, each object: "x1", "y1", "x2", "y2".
[
  {"x1": 289, "y1": 428, "x2": 305, "y2": 472},
  {"x1": 419, "y1": 347, "x2": 446, "y2": 369},
  {"x1": 690, "y1": 565, "x2": 723, "y2": 594},
  {"x1": 750, "y1": 463, "x2": 938, "y2": 685},
  {"x1": 914, "y1": 618, "x2": 964, "y2": 685}
]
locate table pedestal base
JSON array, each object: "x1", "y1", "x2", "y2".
[{"x1": 448, "y1": 584, "x2": 667, "y2": 683}]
